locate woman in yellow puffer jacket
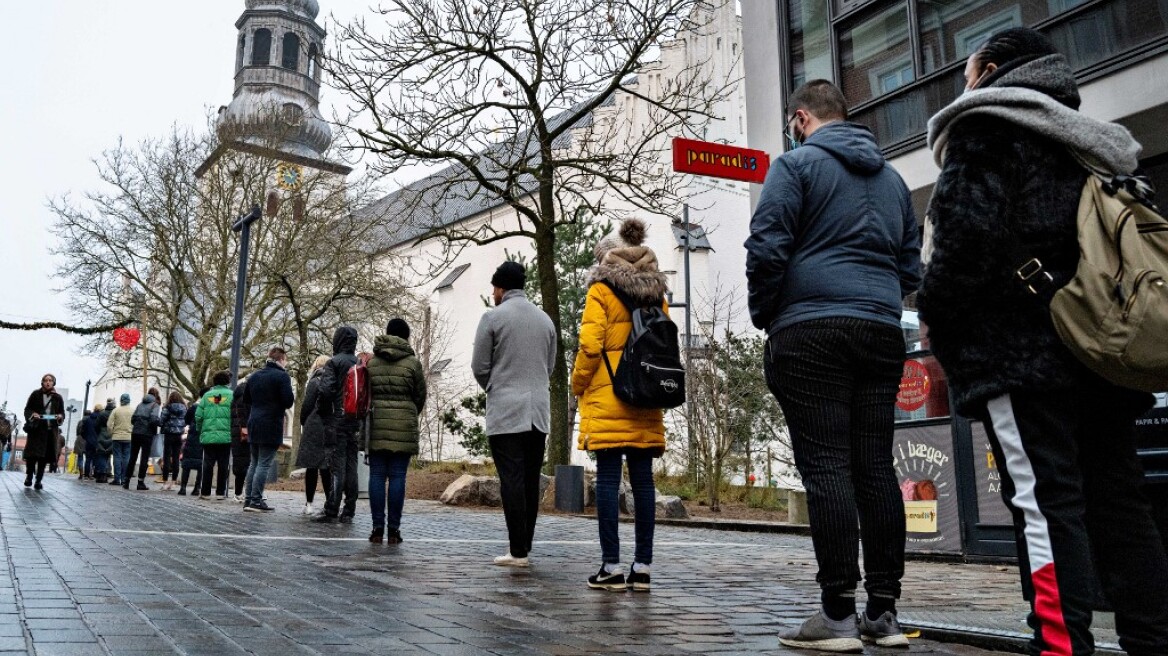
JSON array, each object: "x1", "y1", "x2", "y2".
[{"x1": 571, "y1": 218, "x2": 669, "y2": 593}]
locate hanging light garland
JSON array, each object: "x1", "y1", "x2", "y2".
[{"x1": 0, "y1": 318, "x2": 134, "y2": 336}]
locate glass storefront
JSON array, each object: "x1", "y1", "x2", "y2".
[{"x1": 785, "y1": 0, "x2": 1168, "y2": 148}]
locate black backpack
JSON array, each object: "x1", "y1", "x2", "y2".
[{"x1": 598, "y1": 282, "x2": 686, "y2": 409}]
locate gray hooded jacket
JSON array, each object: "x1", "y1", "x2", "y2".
[{"x1": 472, "y1": 290, "x2": 558, "y2": 436}]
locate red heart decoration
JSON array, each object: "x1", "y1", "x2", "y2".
[{"x1": 113, "y1": 327, "x2": 141, "y2": 351}]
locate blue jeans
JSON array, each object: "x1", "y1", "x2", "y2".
[
  {"x1": 244, "y1": 443, "x2": 278, "y2": 505},
  {"x1": 595, "y1": 448, "x2": 656, "y2": 565},
  {"x1": 111, "y1": 442, "x2": 131, "y2": 483},
  {"x1": 368, "y1": 452, "x2": 411, "y2": 531}
]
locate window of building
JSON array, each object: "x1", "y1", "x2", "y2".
[
  {"x1": 435, "y1": 263, "x2": 471, "y2": 291},
  {"x1": 237, "y1": 35, "x2": 247, "y2": 70},
  {"x1": 307, "y1": 43, "x2": 319, "y2": 78},
  {"x1": 283, "y1": 33, "x2": 301, "y2": 71},
  {"x1": 789, "y1": 0, "x2": 835, "y2": 88},
  {"x1": 252, "y1": 29, "x2": 272, "y2": 66},
  {"x1": 918, "y1": 0, "x2": 1049, "y2": 74},
  {"x1": 839, "y1": 3, "x2": 914, "y2": 105}
]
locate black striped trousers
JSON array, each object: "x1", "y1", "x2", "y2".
[{"x1": 765, "y1": 317, "x2": 906, "y2": 600}]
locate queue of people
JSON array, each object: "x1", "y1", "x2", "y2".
[{"x1": 10, "y1": 26, "x2": 1167, "y2": 656}]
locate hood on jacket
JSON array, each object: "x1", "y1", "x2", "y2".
[
  {"x1": 805, "y1": 122, "x2": 885, "y2": 175},
  {"x1": 982, "y1": 52, "x2": 1080, "y2": 108},
  {"x1": 141, "y1": 394, "x2": 156, "y2": 405},
  {"x1": 332, "y1": 326, "x2": 358, "y2": 356},
  {"x1": 587, "y1": 245, "x2": 670, "y2": 307},
  {"x1": 374, "y1": 334, "x2": 415, "y2": 362}
]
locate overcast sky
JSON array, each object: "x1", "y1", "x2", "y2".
[{"x1": 0, "y1": 0, "x2": 373, "y2": 415}]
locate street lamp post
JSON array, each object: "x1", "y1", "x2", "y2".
[{"x1": 229, "y1": 204, "x2": 263, "y2": 389}]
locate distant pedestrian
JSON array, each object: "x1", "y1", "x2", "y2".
[
  {"x1": 314, "y1": 327, "x2": 362, "y2": 524},
  {"x1": 231, "y1": 375, "x2": 253, "y2": 503},
  {"x1": 921, "y1": 28, "x2": 1168, "y2": 656},
  {"x1": 108, "y1": 394, "x2": 134, "y2": 486},
  {"x1": 22, "y1": 374, "x2": 65, "y2": 490},
  {"x1": 74, "y1": 411, "x2": 90, "y2": 480},
  {"x1": 196, "y1": 372, "x2": 234, "y2": 500},
  {"x1": 177, "y1": 389, "x2": 206, "y2": 496},
  {"x1": 365, "y1": 318, "x2": 427, "y2": 544},
  {"x1": 83, "y1": 404, "x2": 102, "y2": 480},
  {"x1": 159, "y1": 392, "x2": 187, "y2": 491},
  {"x1": 241, "y1": 348, "x2": 295, "y2": 513},
  {"x1": 472, "y1": 261, "x2": 557, "y2": 567},
  {"x1": 296, "y1": 355, "x2": 333, "y2": 516},
  {"x1": 571, "y1": 219, "x2": 668, "y2": 592},
  {"x1": 124, "y1": 392, "x2": 161, "y2": 490},
  {"x1": 746, "y1": 79, "x2": 920, "y2": 651},
  {"x1": 94, "y1": 401, "x2": 115, "y2": 484}
]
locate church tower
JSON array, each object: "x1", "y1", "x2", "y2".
[{"x1": 214, "y1": 0, "x2": 336, "y2": 166}]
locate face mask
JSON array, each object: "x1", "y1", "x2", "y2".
[{"x1": 784, "y1": 115, "x2": 803, "y2": 150}]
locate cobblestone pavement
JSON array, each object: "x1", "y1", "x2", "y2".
[{"x1": 0, "y1": 472, "x2": 1041, "y2": 655}]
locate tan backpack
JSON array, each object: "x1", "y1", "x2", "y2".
[{"x1": 1018, "y1": 172, "x2": 1168, "y2": 391}]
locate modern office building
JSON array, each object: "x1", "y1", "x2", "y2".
[{"x1": 742, "y1": 0, "x2": 1168, "y2": 557}]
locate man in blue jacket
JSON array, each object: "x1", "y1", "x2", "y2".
[
  {"x1": 241, "y1": 347, "x2": 295, "y2": 513},
  {"x1": 745, "y1": 80, "x2": 921, "y2": 653}
]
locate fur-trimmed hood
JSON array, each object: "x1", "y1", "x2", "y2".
[{"x1": 587, "y1": 246, "x2": 669, "y2": 306}]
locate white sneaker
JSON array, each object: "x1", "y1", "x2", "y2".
[
  {"x1": 233, "y1": 494, "x2": 244, "y2": 504},
  {"x1": 303, "y1": 502, "x2": 314, "y2": 515},
  {"x1": 493, "y1": 553, "x2": 530, "y2": 568}
]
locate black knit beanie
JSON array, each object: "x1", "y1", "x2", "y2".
[
  {"x1": 491, "y1": 261, "x2": 526, "y2": 291},
  {"x1": 385, "y1": 318, "x2": 411, "y2": 340}
]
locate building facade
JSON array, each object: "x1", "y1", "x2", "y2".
[{"x1": 742, "y1": 0, "x2": 1168, "y2": 555}]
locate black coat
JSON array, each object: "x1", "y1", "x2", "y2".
[
  {"x1": 295, "y1": 369, "x2": 333, "y2": 469},
  {"x1": 918, "y1": 66, "x2": 1147, "y2": 414},
  {"x1": 22, "y1": 389, "x2": 64, "y2": 461},
  {"x1": 231, "y1": 379, "x2": 252, "y2": 463},
  {"x1": 317, "y1": 327, "x2": 359, "y2": 419},
  {"x1": 181, "y1": 404, "x2": 203, "y2": 465},
  {"x1": 243, "y1": 361, "x2": 295, "y2": 448}
]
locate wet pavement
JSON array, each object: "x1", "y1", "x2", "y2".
[{"x1": 0, "y1": 470, "x2": 1080, "y2": 655}]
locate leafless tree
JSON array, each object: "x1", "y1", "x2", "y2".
[
  {"x1": 326, "y1": 0, "x2": 738, "y2": 467},
  {"x1": 51, "y1": 126, "x2": 409, "y2": 441}
]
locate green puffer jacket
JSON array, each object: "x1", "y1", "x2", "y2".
[
  {"x1": 367, "y1": 334, "x2": 427, "y2": 454},
  {"x1": 195, "y1": 385, "x2": 235, "y2": 445}
]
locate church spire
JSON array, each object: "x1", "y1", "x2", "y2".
[{"x1": 217, "y1": 0, "x2": 332, "y2": 161}]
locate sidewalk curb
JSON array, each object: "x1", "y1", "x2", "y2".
[{"x1": 903, "y1": 624, "x2": 1124, "y2": 655}]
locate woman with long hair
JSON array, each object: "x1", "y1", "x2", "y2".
[
  {"x1": 22, "y1": 374, "x2": 65, "y2": 490},
  {"x1": 296, "y1": 355, "x2": 333, "y2": 515}
]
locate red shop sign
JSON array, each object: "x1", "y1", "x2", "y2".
[
  {"x1": 897, "y1": 360, "x2": 931, "y2": 412},
  {"x1": 672, "y1": 137, "x2": 770, "y2": 184}
]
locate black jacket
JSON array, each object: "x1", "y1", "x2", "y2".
[
  {"x1": 231, "y1": 379, "x2": 252, "y2": 460},
  {"x1": 918, "y1": 62, "x2": 1147, "y2": 415},
  {"x1": 243, "y1": 361, "x2": 295, "y2": 448},
  {"x1": 318, "y1": 327, "x2": 359, "y2": 420},
  {"x1": 746, "y1": 122, "x2": 921, "y2": 335},
  {"x1": 181, "y1": 404, "x2": 203, "y2": 464},
  {"x1": 130, "y1": 395, "x2": 161, "y2": 438}
]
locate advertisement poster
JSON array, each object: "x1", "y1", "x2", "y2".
[
  {"x1": 970, "y1": 421, "x2": 1015, "y2": 528},
  {"x1": 893, "y1": 423, "x2": 962, "y2": 554}
]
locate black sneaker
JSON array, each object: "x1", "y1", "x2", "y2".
[
  {"x1": 386, "y1": 529, "x2": 402, "y2": 545},
  {"x1": 244, "y1": 501, "x2": 273, "y2": 513},
  {"x1": 33, "y1": 482, "x2": 43, "y2": 491},
  {"x1": 587, "y1": 566, "x2": 627, "y2": 592},
  {"x1": 313, "y1": 514, "x2": 337, "y2": 524},
  {"x1": 136, "y1": 481, "x2": 149, "y2": 491},
  {"x1": 627, "y1": 567, "x2": 651, "y2": 592},
  {"x1": 859, "y1": 611, "x2": 909, "y2": 648},
  {"x1": 23, "y1": 478, "x2": 32, "y2": 488},
  {"x1": 369, "y1": 527, "x2": 384, "y2": 544},
  {"x1": 177, "y1": 489, "x2": 186, "y2": 496},
  {"x1": 338, "y1": 515, "x2": 353, "y2": 524}
]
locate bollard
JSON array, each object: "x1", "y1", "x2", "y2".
[
  {"x1": 788, "y1": 489, "x2": 809, "y2": 525},
  {"x1": 555, "y1": 464, "x2": 585, "y2": 513}
]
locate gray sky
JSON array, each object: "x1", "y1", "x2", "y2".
[{"x1": 0, "y1": 0, "x2": 371, "y2": 414}]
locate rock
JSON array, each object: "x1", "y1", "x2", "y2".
[
  {"x1": 439, "y1": 474, "x2": 502, "y2": 507},
  {"x1": 289, "y1": 468, "x2": 306, "y2": 481},
  {"x1": 656, "y1": 495, "x2": 688, "y2": 519}
]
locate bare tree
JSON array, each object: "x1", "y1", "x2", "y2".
[
  {"x1": 51, "y1": 125, "x2": 408, "y2": 432},
  {"x1": 675, "y1": 284, "x2": 790, "y2": 511},
  {"x1": 326, "y1": 0, "x2": 738, "y2": 467}
]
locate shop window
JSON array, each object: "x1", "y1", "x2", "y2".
[
  {"x1": 839, "y1": 3, "x2": 914, "y2": 105},
  {"x1": 282, "y1": 33, "x2": 301, "y2": 71},
  {"x1": 252, "y1": 29, "x2": 272, "y2": 66},
  {"x1": 789, "y1": 0, "x2": 834, "y2": 88}
]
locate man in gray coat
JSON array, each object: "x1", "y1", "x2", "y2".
[{"x1": 472, "y1": 261, "x2": 557, "y2": 567}]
